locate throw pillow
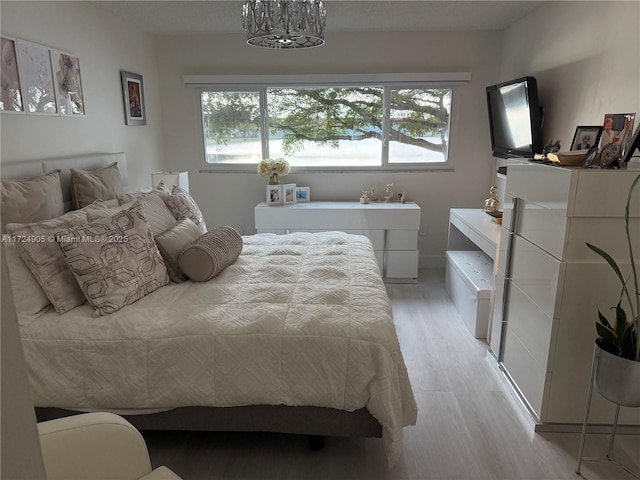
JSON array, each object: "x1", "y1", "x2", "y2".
[
  {"x1": 56, "y1": 200, "x2": 169, "y2": 316},
  {"x1": 1, "y1": 170, "x2": 64, "y2": 233},
  {"x1": 3, "y1": 241, "x2": 52, "y2": 317},
  {"x1": 164, "y1": 186, "x2": 207, "y2": 234},
  {"x1": 6, "y1": 209, "x2": 89, "y2": 314},
  {"x1": 154, "y1": 218, "x2": 203, "y2": 283},
  {"x1": 107, "y1": 193, "x2": 178, "y2": 236},
  {"x1": 178, "y1": 226, "x2": 243, "y2": 282},
  {"x1": 70, "y1": 162, "x2": 123, "y2": 209}
]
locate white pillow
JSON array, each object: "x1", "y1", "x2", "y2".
[{"x1": 3, "y1": 242, "x2": 51, "y2": 319}]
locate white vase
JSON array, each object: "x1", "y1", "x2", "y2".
[{"x1": 595, "y1": 342, "x2": 640, "y2": 407}]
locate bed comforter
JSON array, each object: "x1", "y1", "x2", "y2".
[{"x1": 19, "y1": 231, "x2": 417, "y2": 465}]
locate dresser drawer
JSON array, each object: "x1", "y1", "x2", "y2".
[
  {"x1": 510, "y1": 236, "x2": 562, "y2": 318},
  {"x1": 502, "y1": 325, "x2": 546, "y2": 418},
  {"x1": 505, "y1": 282, "x2": 554, "y2": 370},
  {"x1": 386, "y1": 250, "x2": 418, "y2": 279},
  {"x1": 386, "y1": 229, "x2": 418, "y2": 250}
]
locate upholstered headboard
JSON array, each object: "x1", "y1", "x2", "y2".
[{"x1": 1, "y1": 153, "x2": 129, "y2": 213}]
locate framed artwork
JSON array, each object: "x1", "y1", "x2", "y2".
[
  {"x1": 283, "y1": 184, "x2": 296, "y2": 205},
  {"x1": 121, "y1": 71, "x2": 146, "y2": 125},
  {"x1": 570, "y1": 126, "x2": 602, "y2": 151},
  {"x1": 51, "y1": 50, "x2": 84, "y2": 115},
  {"x1": 1, "y1": 35, "x2": 24, "y2": 112},
  {"x1": 16, "y1": 40, "x2": 57, "y2": 114},
  {"x1": 266, "y1": 184, "x2": 283, "y2": 206},
  {"x1": 295, "y1": 186, "x2": 310, "y2": 202}
]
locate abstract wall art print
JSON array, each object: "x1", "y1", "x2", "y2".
[{"x1": 1, "y1": 36, "x2": 24, "y2": 112}]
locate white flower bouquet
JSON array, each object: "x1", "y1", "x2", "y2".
[{"x1": 257, "y1": 158, "x2": 290, "y2": 184}]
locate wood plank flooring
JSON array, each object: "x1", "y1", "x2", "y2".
[{"x1": 143, "y1": 268, "x2": 639, "y2": 480}]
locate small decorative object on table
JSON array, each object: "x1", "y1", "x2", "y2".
[
  {"x1": 266, "y1": 184, "x2": 283, "y2": 206},
  {"x1": 283, "y1": 184, "x2": 296, "y2": 205},
  {"x1": 360, "y1": 190, "x2": 370, "y2": 204},
  {"x1": 257, "y1": 158, "x2": 290, "y2": 185},
  {"x1": 570, "y1": 126, "x2": 603, "y2": 151},
  {"x1": 384, "y1": 183, "x2": 394, "y2": 203},
  {"x1": 295, "y1": 186, "x2": 310, "y2": 202},
  {"x1": 482, "y1": 186, "x2": 499, "y2": 213}
]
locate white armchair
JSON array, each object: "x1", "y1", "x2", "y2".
[{"x1": 37, "y1": 412, "x2": 182, "y2": 480}]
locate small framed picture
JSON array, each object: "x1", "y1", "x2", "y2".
[
  {"x1": 295, "y1": 186, "x2": 310, "y2": 202},
  {"x1": 570, "y1": 126, "x2": 602, "y2": 151},
  {"x1": 266, "y1": 184, "x2": 283, "y2": 206},
  {"x1": 283, "y1": 184, "x2": 296, "y2": 205},
  {"x1": 121, "y1": 70, "x2": 146, "y2": 125},
  {"x1": 623, "y1": 123, "x2": 640, "y2": 163}
]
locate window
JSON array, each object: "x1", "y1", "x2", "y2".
[{"x1": 194, "y1": 73, "x2": 467, "y2": 170}]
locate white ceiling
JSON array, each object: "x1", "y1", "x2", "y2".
[{"x1": 89, "y1": 1, "x2": 546, "y2": 36}]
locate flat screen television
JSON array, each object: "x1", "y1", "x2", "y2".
[{"x1": 486, "y1": 76, "x2": 543, "y2": 158}]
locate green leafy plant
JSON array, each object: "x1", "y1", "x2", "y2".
[{"x1": 586, "y1": 174, "x2": 640, "y2": 361}]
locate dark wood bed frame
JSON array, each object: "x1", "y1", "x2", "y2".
[{"x1": 4, "y1": 152, "x2": 383, "y2": 444}]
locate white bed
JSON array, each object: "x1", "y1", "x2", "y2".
[{"x1": 2, "y1": 153, "x2": 417, "y2": 467}]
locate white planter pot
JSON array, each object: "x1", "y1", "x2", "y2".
[{"x1": 595, "y1": 343, "x2": 640, "y2": 407}]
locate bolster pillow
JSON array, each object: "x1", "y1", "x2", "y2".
[{"x1": 178, "y1": 226, "x2": 243, "y2": 282}]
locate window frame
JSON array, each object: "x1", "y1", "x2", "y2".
[{"x1": 187, "y1": 73, "x2": 470, "y2": 173}]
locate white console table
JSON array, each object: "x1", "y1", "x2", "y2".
[
  {"x1": 254, "y1": 201, "x2": 421, "y2": 282},
  {"x1": 447, "y1": 209, "x2": 501, "y2": 260},
  {"x1": 445, "y1": 209, "x2": 501, "y2": 338}
]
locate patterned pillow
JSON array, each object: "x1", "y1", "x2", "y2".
[
  {"x1": 6, "y1": 209, "x2": 89, "y2": 313},
  {"x1": 178, "y1": 227, "x2": 243, "y2": 282},
  {"x1": 164, "y1": 186, "x2": 207, "y2": 234},
  {"x1": 154, "y1": 218, "x2": 203, "y2": 283},
  {"x1": 70, "y1": 162, "x2": 123, "y2": 209},
  {"x1": 1, "y1": 170, "x2": 64, "y2": 233},
  {"x1": 56, "y1": 200, "x2": 169, "y2": 316}
]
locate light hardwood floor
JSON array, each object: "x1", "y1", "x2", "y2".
[{"x1": 144, "y1": 268, "x2": 639, "y2": 480}]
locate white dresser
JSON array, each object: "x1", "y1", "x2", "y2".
[
  {"x1": 491, "y1": 162, "x2": 640, "y2": 428},
  {"x1": 254, "y1": 201, "x2": 421, "y2": 282}
]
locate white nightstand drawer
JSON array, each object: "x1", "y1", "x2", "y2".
[{"x1": 386, "y1": 229, "x2": 418, "y2": 250}]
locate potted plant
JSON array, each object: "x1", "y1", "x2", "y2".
[{"x1": 586, "y1": 173, "x2": 640, "y2": 407}]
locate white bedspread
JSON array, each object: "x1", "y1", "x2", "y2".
[{"x1": 19, "y1": 231, "x2": 417, "y2": 466}]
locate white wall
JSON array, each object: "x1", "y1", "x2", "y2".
[
  {"x1": 499, "y1": 1, "x2": 640, "y2": 151},
  {"x1": 157, "y1": 30, "x2": 504, "y2": 266},
  {"x1": 0, "y1": 1, "x2": 166, "y2": 191}
]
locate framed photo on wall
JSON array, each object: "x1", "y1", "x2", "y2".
[
  {"x1": 570, "y1": 126, "x2": 602, "y2": 151},
  {"x1": 121, "y1": 70, "x2": 146, "y2": 125},
  {"x1": 1, "y1": 35, "x2": 24, "y2": 112},
  {"x1": 51, "y1": 50, "x2": 84, "y2": 115},
  {"x1": 16, "y1": 40, "x2": 57, "y2": 114}
]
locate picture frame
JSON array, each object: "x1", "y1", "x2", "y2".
[
  {"x1": 0, "y1": 35, "x2": 24, "y2": 112},
  {"x1": 266, "y1": 184, "x2": 283, "y2": 206},
  {"x1": 121, "y1": 71, "x2": 146, "y2": 125},
  {"x1": 600, "y1": 113, "x2": 635, "y2": 154},
  {"x1": 283, "y1": 184, "x2": 296, "y2": 205},
  {"x1": 623, "y1": 123, "x2": 640, "y2": 163},
  {"x1": 51, "y1": 50, "x2": 84, "y2": 115},
  {"x1": 295, "y1": 186, "x2": 310, "y2": 202},
  {"x1": 16, "y1": 40, "x2": 57, "y2": 114},
  {"x1": 570, "y1": 126, "x2": 602, "y2": 151}
]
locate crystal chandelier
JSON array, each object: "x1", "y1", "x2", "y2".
[{"x1": 241, "y1": 0, "x2": 326, "y2": 49}]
